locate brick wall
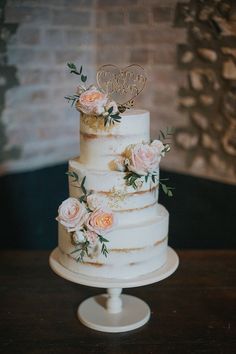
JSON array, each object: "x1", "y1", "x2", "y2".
[
  {"x1": 0, "y1": 0, "x2": 97, "y2": 173},
  {"x1": 1, "y1": 0, "x2": 235, "y2": 184},
  {"x1": 95, "y1": 0, "x2": 187, "y2": 180}
]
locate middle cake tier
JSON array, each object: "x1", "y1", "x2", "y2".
[{"x1": 69, "y1": 158, "x2": 160, "y2": 226}]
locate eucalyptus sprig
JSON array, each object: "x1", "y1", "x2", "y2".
[
  {"x1": 78, "y1": 176, "x2": 88, "y2": 203},
  {"x1": 104, "y1": 106, "x2": 122, "y2": 127},
  {"x1": 65, "y1": 62, "x2": 87, "y2": 106},
  {"x1": 124, "y1": 171, "x2": 174, "y2": 197},
  {"x1": 66, "y1": 171, "x2": 79, "y2": 182},
  {"x1": 123, "y1": 172, "x2": 141, "y2": 189},
  {"x1": 64, "y1": 94, "x2": 80, "y2": 107},
  {"x1": 66, "y1": 171, "x2": 88, "y2": 202},
  {"x1": 98, "y1": 235, "x2": 109, "y2": 257},
  {"x1": 159, "y1": 178, "x2": 174, "y2": 197},
  {"x1": 67, "y1": 62, "x2": 87, "y2": 83},
  {"x1": 71, "y1": 239, "x2": 90, "y2": 263}
]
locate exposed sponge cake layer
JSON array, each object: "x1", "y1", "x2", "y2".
[{"x1": 79, "y1": 109, "x2": 150, "y2": 170}]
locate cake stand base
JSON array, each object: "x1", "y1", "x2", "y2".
[
  {"x1": 78, "y1": 293, "x2": 150, "y2": 333},
  {"x1": 49, "y1": 247, "x2": 179, "y2": 333}
]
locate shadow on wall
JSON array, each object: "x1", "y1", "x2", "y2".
[{"x1": 0, "y1": 0, "x2": 21, "y2": 167}]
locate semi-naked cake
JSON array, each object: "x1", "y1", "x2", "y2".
[{"x1": 56, "y1": 63, "x2": 172, "y2": 279}]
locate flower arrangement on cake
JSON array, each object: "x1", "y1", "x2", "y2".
[
  {"x1": 56, "y1": 176, "x2": 116, "y2": 262},
  {"x1": 56, "y1": 62, "x2": 174, "y2": 264},
  {"x1": 65, "y1": 63, "x2": 122, "y2": 127},
  {"x1": 112, "y1": 127, "x2": 174, "y2": 195}
]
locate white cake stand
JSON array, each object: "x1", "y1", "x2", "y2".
[{"x1": 49, "y1": 247, "x2": 179, "y2": 333}]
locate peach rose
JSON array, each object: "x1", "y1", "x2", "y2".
[
  {"x1": 85, "y1": 208, "x2": 115, "y2": 235},
  {"x1": 56, "y1": 197, "x2": 86, "y2": 231},
  {"x1": 125, "y1": 141, "x2": 164, "y2": 175},
  {"x1": 76, "y1": 86, "x2": 108, "y2": 116}
]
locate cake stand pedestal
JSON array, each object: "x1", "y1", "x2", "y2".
[{"x1": 49, "y1": 247, "x2": 179, "y2": 333}]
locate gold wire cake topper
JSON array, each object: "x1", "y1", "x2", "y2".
[{"x1": 96, "y1": 64, "x2": 147, "y2": 112}]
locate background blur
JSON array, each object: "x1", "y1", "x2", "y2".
[{"x1": 0, "y1": 0, "x2": 235, "y2": 249}]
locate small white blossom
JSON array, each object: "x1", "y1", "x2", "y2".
[{"x1": 73, "y1": 229, "x2": 86, "y2": 244}]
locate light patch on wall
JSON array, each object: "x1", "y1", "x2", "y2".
[
  {"x1": 0, "y1": 0, "x2": 21, "y2": 169},
  {"x1": 174, "y1": 0, "x2": 236, "y2": 184}
]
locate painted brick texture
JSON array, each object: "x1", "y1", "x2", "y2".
[{"x1": 0, "y1": 0, "x2": 196, "y2": 181}]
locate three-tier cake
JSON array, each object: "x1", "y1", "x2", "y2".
[{"x1": 56, "y1": 64, "x2": 172, "y2": 279}]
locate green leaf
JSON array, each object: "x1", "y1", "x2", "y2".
[
  {"x1": 108, "y1": 106, "x2": 113, "y2": 114},
  {"x1": 104, "y1": 116, "x2": 109, "y2": 126},
  {"x1": 151, "y1": 175, "x2": 156, "y2": 183},
  {"x1": 145, "y1": 175, "x2": 148, "y2": 183},
  {"x1": 67, "y1": 63, "x2": 80, "y2": 75},
  {"x1": 101, "y1": 243, "x2": 109, "y2": 257},
  {"x1": 79, "y1": 195, "x2": 85, "y2": 203},
  {"x1": 66, "y1": 171, "x2": 79, "y2": 182},
  {"x1": 99, "y1": 235, "x2": 109, "y2": 243},
  {"x1": 111, "y1": 114, "x2": 121, "y2": 119},
  {"x1": 167, "y1": 190, "x2": 173, "y2": 197},
  {"x1": 71, "y1": 238, "x2": 91, "y2": 263},
  {"x1": 159, "y1": 130, "x2": 165, "y2": 140},
  {"x1": 81, "y1": 176, "x2": 87, "y2": 195},
  {"x1": 64, "y1": 95, "x2": 79, "y2": 106},
  {"x1": 81, "y1": 74, "x2": 87, "y2": 82},
  {"x1": 161, "y1": 183, "x2": 168, "y2": 194},
  {"x1": 70, "y1": 247, "x2": 82, "y2": 254},
  {"x1": 79, "y1": 65, "x2": 82, "y2": 75},
  {"x1": 124, "y1": 173, "x2": 131, "y2": 180},
  {"x1": 67, "y1": 62, "x2": 76, "y2": 70}
]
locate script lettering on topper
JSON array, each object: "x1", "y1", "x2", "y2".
[{"x1": 97, "y1": 64, "x2": 147, "y2": 110}]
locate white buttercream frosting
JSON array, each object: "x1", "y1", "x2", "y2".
[{"x1": 57, "y1": 108, "x2": 170, "y2": 279}]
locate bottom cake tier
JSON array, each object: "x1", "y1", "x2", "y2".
[{"x1": 58, "y1": 204, "x2": 169, "y2": 279}]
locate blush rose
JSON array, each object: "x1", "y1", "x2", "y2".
[
  {"x1": 125, "y1": 140, "x2": 165, "y2": 176},
  {"x1": 76, "y1": 86, "x2": 108, "y2": 116},
  {"x1": 56, "y1": 197, "x2": 86, "y2": 231}
]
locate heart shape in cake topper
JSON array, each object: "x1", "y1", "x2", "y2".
[{"x1": 96, "y1": 64, "x2": 147, "y2": 111}]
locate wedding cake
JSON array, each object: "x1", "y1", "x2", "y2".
[{"x1": 56, "y1": 63, "x2": 173, "y2": 279}]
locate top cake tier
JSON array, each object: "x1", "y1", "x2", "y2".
[{"x1": 79, "y1": 109, "x2": 150, "y2": 170}]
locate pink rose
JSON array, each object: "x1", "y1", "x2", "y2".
[
  {"x1": 125, "y1": 141, "x2": 164, "y2": 175},
  {"x1": 76, "y1": 86, "x2": 108, "y2": 116},
  {"x1": 56, "y1": 197, "x2": 87, "y2": 231},
  {"x1": 85, "y1": 208, "x2": 115, "y2": 235}
]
